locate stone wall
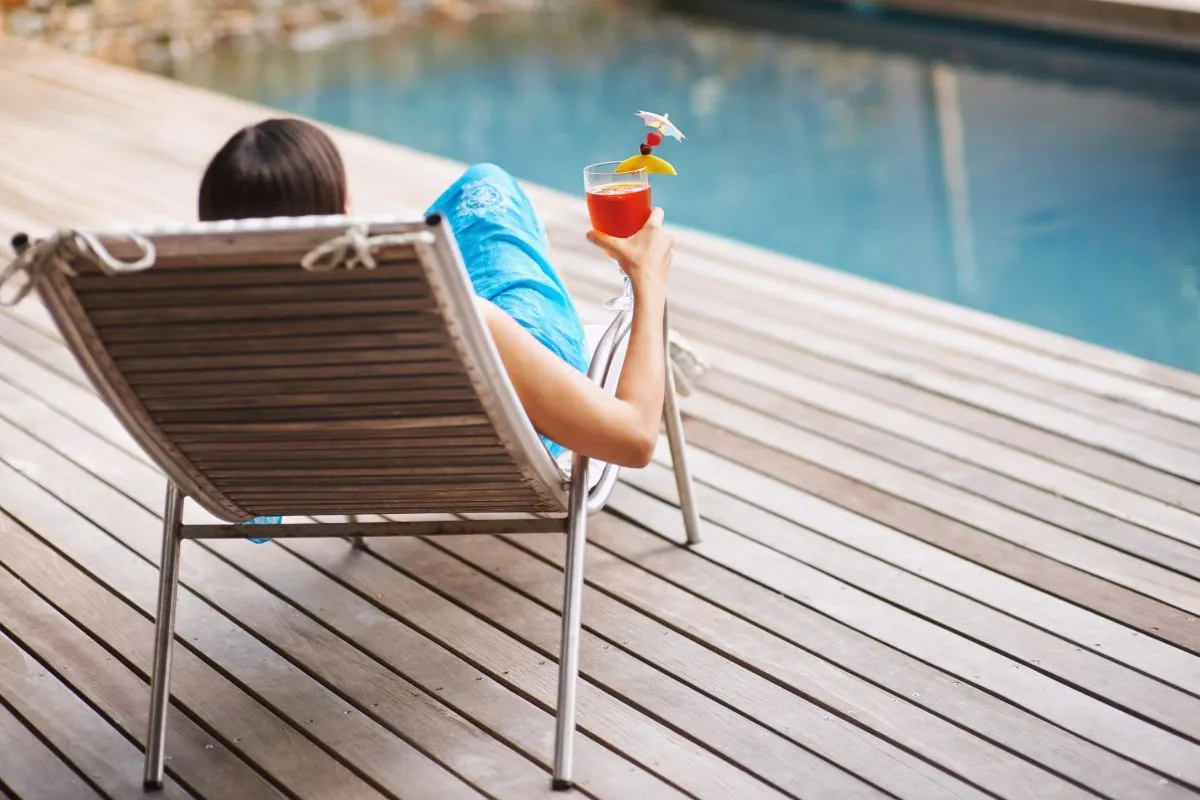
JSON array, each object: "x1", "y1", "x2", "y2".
[{"x1": 0, "y1": 0, "x2": 545, "y2": 67}]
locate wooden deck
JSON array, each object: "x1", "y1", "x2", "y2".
[{"x1": 2, "y1": 38, "x2": 1200, "y2": 800}]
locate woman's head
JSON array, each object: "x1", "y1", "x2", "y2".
[{"x1": 199, "y1": 118, "x2": 348, "y2": 221}]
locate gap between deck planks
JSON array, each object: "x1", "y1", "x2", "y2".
[
  {"x1": 631, "y1": 448, "x2": 1200, "y2": 695},
  {"x1": 487, "y1": 520, "x2": 1196, "y2": 800},
  {"x1": 591, "y1": 484, "x2": 1200, "y2": 789},
  {"x1": 0, "y1": 618, "x2": 198, "y2": 800},
  {"x1": 0, "y1": 697, "x2": 103, "y2": 800},
  {"x1": 0, "y1": 564, "x2": 283, "y2": 800}
]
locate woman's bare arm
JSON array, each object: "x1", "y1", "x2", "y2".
[{"x1": 479, "y1": 209, "x2": 674, "y2": 468}]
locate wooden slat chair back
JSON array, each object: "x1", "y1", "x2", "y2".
[
  {"x1": 34, "y1": 216, "x2": 567, "y2": 521},
  {"x1": 3, "y1": 213, "x2": 701, "y2": 793}
]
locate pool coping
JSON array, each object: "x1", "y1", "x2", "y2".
[{"x1": 675, "y1": 0, "x2": 1200, "y2": 54}]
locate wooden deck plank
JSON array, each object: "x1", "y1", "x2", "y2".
[
  {"x1": 0, "y1": 699, "x2": 103, "y2": 800},
  {"x1": 652, "y1": 300, "x2": 1200, "y2": 516},
  {"x1": 275, "y1": 539, "x2": 789, "y2": 800},
  {"x1": 204, "y1": 537, "x2": 692, "y2": 800},
  {"x1": 699, "y1": 369, "x2": 1200, "y2": 581},
  {"x1": 652, "y1": 246, "x2": 1200, "y2": 427},
  {"x1": 2, "y1": 302, "x2": 63, "y2": 340},
  {"x1": 602, "y1": 484, "x2": 1200, "y2": 787},
  {"x1": 733, "y1": 375, "x2": 1200, "y2": 578},
  {"x1": 364, "y1": 535, "x2": 930, "y2": 800},
  {"x1": 616, "y1": 463, "x2": 1200, "y2": 722},
  {"x1": 0, "y1": 364, "x2": 709, "y2": 800},
  {"x1": 0, "y1": 618, "x2": 197, "y2": 800},
  {"x1": 683, "y1": 394, "x2": 1200, "y2": 616},
  {"x1": 0, "y1": 339, "x2": 149, "y2": 464},
  {"x1": 0, "y1": 565, "x2": 285, "y2": 800},
  {"x1": 421, "y1": 534, "x2": 1082, "y2": 800},
  {"x1": 535, "y1": 514, "x2": 1196, "y2": 800},
  {"x1": 628, "y1": 454, "x2": 1200, "y2": 696},
  {"x1": 0, "y1": 503, "x2": 389, "y2": 800},
  {"x1": 558, "y1": 236, "x2": 1200, "y2": 452},
  {"x1": 0, "y1": 420, "x2": 527, "y2": 800},
  {"x1": 661, "y1": 219, "x2": 1200, "y2": 399},
  {"x1": 568, "y1": 277, "x2": 1200, "y2": 537},
  {"x1": 699, "y1": 348, "x2": 1200, "y2": 550},
  {"x1": 0, "y1": 312, "x2": 93, "y2": 388},
  {"x1": 679, "y1": 416, "x2": 1200, "y2": 653}
]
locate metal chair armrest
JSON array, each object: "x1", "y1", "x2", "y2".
[{"x1": 582, "y1": 310, "x2": 632, "y2": 515}]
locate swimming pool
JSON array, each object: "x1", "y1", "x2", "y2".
[{"x1": 164, "y1": 1, "x2": 1200, "y2": 373}]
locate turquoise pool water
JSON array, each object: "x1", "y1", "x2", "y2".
[{"x1": 165, "y1": 2, "x2": 1200, "y2": 372}]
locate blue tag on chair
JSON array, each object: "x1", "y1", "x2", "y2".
[{"x1": 245, "y1": 515, "x2": 281, "y2": 544}]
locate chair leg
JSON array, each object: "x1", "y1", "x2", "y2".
[
  {"x1": 663, "y1": 317, "x2": 702, "y2": 546},
  {"x1": 552, "y1": 453, "x2": 590, "y2": 791},
  {"x1": 144, "y1": 483, "x2": 184, "y2": 791}
]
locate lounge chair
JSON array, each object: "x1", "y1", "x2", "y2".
[{"x1": 1, "y1": 214, "x2": 702, "y2": 792}]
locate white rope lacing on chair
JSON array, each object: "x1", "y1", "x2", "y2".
[
  {"x1": 300, "y1": 224, "x2": 435, "y2": 272},
  {"x1": 0, "y1": 230, "x2": 156, "y2": 307}
]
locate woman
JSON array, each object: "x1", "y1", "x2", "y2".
[{"x1": 199, "y1": 118, "x2": 673, "y2": 468}]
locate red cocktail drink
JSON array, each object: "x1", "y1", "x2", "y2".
[{"x1": 586, "y1": 182, "x2": 652, "y2": 239}]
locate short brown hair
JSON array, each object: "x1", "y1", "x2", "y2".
[{"x1": 198, "y1": 118, "x2": 348, "y2": 221}]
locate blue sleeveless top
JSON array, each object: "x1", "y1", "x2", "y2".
[
  {"x1": 246, "y1": 164, "x2": 588, "y2": 535},
  {"x1": 425, "y1": 163, "x2": 590, "y2": 430}
]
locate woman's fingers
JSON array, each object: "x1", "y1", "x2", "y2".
[
  {"x1": 588, "y1": 208, "x2": 666, "y2": 266},
  {"x1": 587, "y1": 229, "x2": 627, "y2": 259}
]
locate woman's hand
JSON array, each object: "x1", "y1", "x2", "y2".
[{"x1": 587, "y1": 207, "x2": 674, "y2": 297}]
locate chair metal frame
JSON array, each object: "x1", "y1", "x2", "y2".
[{"x1": 143, "y1": 307, "x2": 701, "y2": 791}]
